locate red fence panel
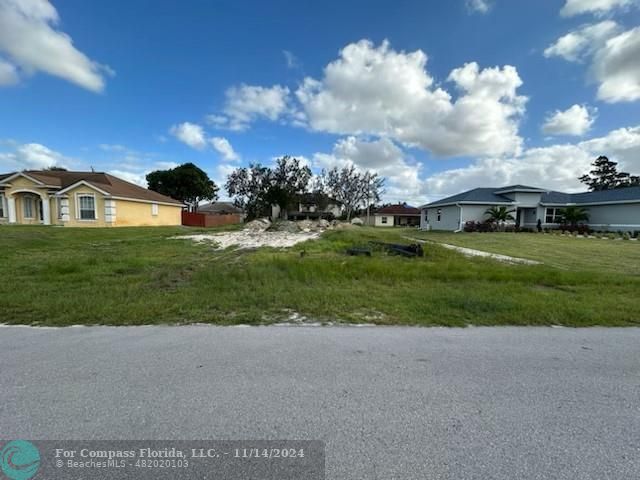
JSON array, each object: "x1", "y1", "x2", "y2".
[
  {"x1": 181, "y1": 211, "x2": 206, "y2": 227},
  {"x1": 182, "y1": 211, "x2": 244, "y2": 227}
]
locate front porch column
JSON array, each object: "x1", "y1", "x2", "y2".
[
  {"x1": 7, "y1": 196, "x2": 16, "y2": 223},
  {"x1": 41, "y1": 197, "x2": 51, "y2": 225}
]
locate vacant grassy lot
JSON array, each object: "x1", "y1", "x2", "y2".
[
  {"x1": 412, "y1": 231, "x2": 640, "y2": 275},
  {"x1": 1, "y1": 226, "x2": 638, "y2": 326}
]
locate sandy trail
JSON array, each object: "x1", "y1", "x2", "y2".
[
  {"x1": 176, "y1": 230, "x2": 320, "y2": 250},
  {"x1": 406, "y1": 237, "x2": 542, "y2": 265}
]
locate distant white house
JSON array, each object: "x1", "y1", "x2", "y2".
[
  {"x1": 420, "y1": 184, "x2": 640, "y2": 232},
  {"x1": 373, "y1": 204, "x2": 421, "y2": 227}
]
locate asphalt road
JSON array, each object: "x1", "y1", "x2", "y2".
[{"x1": 1, "y1": 325, "x2": 638, "y2": 479}]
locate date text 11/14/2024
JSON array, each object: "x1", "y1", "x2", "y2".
[{"x1": 54, "y1": 447, "x2": 307, "y2": 461}]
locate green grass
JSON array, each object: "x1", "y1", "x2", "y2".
[
  {"x1": 411, "y1": 231, "x2": 640, "y2": 275},
  {"x1": 1, "y1": 225, "x2": 639, "y2": 326}
]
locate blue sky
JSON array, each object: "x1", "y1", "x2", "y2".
[{"x1": 1, "y1": 0, "x2": 639, "y2": 203}]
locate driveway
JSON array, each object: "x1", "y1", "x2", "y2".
[{"x1": 1, "y1": 325, "x2": 638, "y2": 479}]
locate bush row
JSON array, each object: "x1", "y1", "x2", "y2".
[{"x1": 463, "y1": 220, "x2": 640, "y2": 239}]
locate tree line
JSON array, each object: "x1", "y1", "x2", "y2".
[
  {"x1": 143, "y1": 154, "x2": 638, "y2": 214},
  {"x1": 145, "y1": 156, "x2": 385, "y2": 220}
]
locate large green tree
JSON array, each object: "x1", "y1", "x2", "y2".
[
  {"x1": 146, "y1": 163, "x2": 218, "y2": 210},
  {"x1": 225, "y1": 157, "x2": 311, "y2": 220},
  {"x1": 225, "y1": 164, "x2": 272, "y2": 220},
  {"x1": 263, "y1": 156, "x2": 312, "y2": 219},
  {"x1": 579, "y1": 156, "x2": 640, "y2": 191}
]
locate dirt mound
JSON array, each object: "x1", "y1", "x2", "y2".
[
  {"x1": 297, "y1": 220, "x2": 314, "y2": 231},
  {"x1": 268, "y1": 220, "x2": 301, "y2": 233},
  {"x1": 244, "y1": 218, "x2": 271, "y2": 232}
]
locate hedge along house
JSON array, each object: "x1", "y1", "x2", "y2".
[
  {"x1": 420, "y1": 184, "x2": 640, "y2": 232},
  {"x1": 0, "y1": 170, "x2": 183, "y2": 227}
]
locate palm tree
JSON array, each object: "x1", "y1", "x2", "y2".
[
  {"x1": 484, "y1": 206, "x2": 515, "y2": 223},
  {"x1": 558, "y1": 206, "x2": 589, "y2": 227}
]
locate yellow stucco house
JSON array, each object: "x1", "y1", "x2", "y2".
[{"x1": 0, "y1": 170, "x2": 184, "y2": 227}]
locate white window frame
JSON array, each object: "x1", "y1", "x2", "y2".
[
  {"x1": 381, "y1": 216, "x2": 388, "y2": 224},
  {"x1": 23, "y1": 195, "x2": 34, "y2": 219},
  {"x1": 76, "y1": 193, "x2": 97, "y2": 221},
  {"x1": 437, "y1": 208, "x2": 442, "y2": 222},
  {"x1": 545, "y1": 207, "x2": 562, "y2": 224},
  {"x1": 56, "y1": 197, "x2": 63, "y2": 220},
  {"x1": 151, "y1": 203, "x2": 159, "y2": 216}
]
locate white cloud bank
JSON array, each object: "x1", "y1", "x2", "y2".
[
  {"x1": 424, "y1": 125, "x2": 640, "y2": 198},
  {"x1": 542, "y1": 104, "x2": 596, "y2": 136},
  {"x1": 0, "y1": 0, "x2": 113, "y2": 92},
  {"x1": 311, "y1": 136, "x2": 424, "y2": 204},
  {"x1": 560, "y1": 0, "x2": 638, "y2": 17},
  {"x1": 296, "y1": 40, "x2": 527, "y2": 158}
]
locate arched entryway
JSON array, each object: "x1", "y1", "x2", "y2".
[{"x1": 7, "y1": 190, "x2": 51, "y2": 225}]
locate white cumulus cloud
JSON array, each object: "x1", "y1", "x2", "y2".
[
  {"x1": 560, "y1": 0, "x2": 638, "y2": 17},
  {"x1": 312, "y1": 136, "x2": 424, "y2": 204},
  {"x1": 169, "y1": 122, "x2": 208, "y2": 150},
  {"x1": 296, "y1": 40, "x2": 527, "y2": 158},
  {"x1": 544, "y1": 20, "x2": 620, "y2": 61},
  {"x1": 0, "y1": 0, "x2": 113, "y2": 92},
  {"x1": 0, "y1": 142, "x2": 71, "y2": 170},
  {"x1": 542, "y1": 104, "x2": 596, "y2": 136},
  {"x1": 592, "y1": 26, "x2": 640, "y2": 102},
  {"x1": 545, "y1": 21, "x2": 640, "y2": 103},
  {"x1": 213, "y1": 84, "x2": 291, "y2": 131},
  {"x1": 210, "y1": 136, "x2": 240, "y2": 161}
]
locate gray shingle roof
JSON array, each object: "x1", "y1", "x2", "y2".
[
  {"x1": 423, "y1": 188, "x2": 514, "y2": 207},
  {"x1": 424, "y1": 185, "x2": 640, "y2": 208},
  {"x1": 543, "y1": 186, "x2": 640, "y2": 204}
]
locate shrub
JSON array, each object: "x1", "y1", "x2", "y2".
[{"x1": 463, "y1": 221, "x2": 496, "y2": 233}]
